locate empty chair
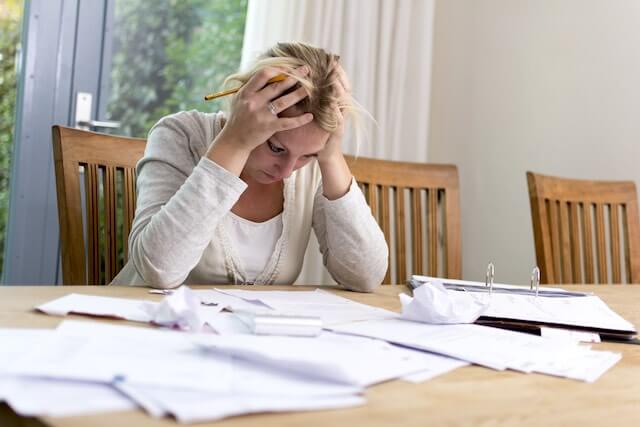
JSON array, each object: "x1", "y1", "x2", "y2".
[
  {"x1": 52, "y1": 125, "x2": 146, "y2": 285},
  {"x1": 345, "y1": 156, "x2": 461, "y2": 284},
  {"x1": 527, "y1": 171, "x2": 640, "y2": 284}
]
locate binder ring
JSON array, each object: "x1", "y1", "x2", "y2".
[
  {"x1": 530, "y1": 266, "x2": 541, "y2": 298},
  {"x1": 485, "y1": 263, "x2": 495, "y2": 294}
]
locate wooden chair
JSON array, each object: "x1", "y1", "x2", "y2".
[
  {"x1": 345, "y1": 156, "x2": 462, "y2": 284},
  {"x1": 527, "y1": 171, "x2": 640, "y2": 284},
  {"x1": 52, "y1": 125, "x2": 146, "y2": 285}
]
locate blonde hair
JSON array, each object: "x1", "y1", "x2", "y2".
[{"x1": 224, "y1": 42, "x2": 366, "y2": 137}]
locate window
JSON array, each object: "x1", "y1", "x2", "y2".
[
  {"x1": 106, "y1": 0, "x2": 248, "y2": 138},
  {"x1": 0, "y1": 0, "x2": 24, "y2": 277}
]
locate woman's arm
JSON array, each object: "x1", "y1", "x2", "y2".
[
  {"x1": 312, "y1": 179, "x2": 389, "y2": 292},
  {"x1": 127, "y1": 113, "x2": 248, "y2": 289}
]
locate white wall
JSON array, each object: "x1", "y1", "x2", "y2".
[{"x1": 428, "y1": 0, "x2": 640, "y2": 283}]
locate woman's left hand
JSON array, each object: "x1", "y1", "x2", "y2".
[
  {"x1": 317, "y1": 63, "x2": 351, "y2": 164},
  {"x1": 317, "y1": 62, "x2": 354, "y2": 200}
]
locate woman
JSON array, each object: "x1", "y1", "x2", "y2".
[{"x1": 112, "y1": 42, "x2": 388, "y2": 292}]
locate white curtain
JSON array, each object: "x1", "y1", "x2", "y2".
[{"x1": 240, "y1": 0, "x2": 435, "y2": 284}]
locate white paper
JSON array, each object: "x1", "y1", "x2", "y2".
[
  {"x1": 541, "y1": 327, "x2": 601, "y2": 343},
  {"x1": 331, "y1": 318, "x2": 622, "y2": 382},
  {"x1": 203, "y1": 312, "x2": 252, "y2": 335},
  {"x1": 2, "y1": 377, "x2": 135, "y2": 417},
  {"x1": 141, "y1": 286, "x2": 220, "y2": 331},
  {"x1": 482, "y1": 293, "x2": 636, "y2": 333},
  {"x1": 196, "y1": 289, "x2": 274, "y2": 313},
  {"x1": 0, "y1": 329, "x2": 52, "y2": 400},
  {"x1": 36, "y1": 290, "x2": 225, "y2": 332},
  {"x1": 194, "y1": 331, "x2": 446, "y2": 387},
  {"x1": 36, "y1": 293, "x2": 153, "y2": 322},
  {"x1": 401, "y1": 356, "x2": 468, "y2": 383},
  {"x1": 330, "y1": 318, "x2": 583, "y2": 372},
  {"x1": 8, "y1": 320, "x2": 233, "y2": 392},
  {"x1": 400, "y1": 281, "x2": 488, "y2": 324},
  {"x1": 212, "y1": 288, "x2": 398, "y2": 325},
  {"x1": 118, "y1": 384, "x2": 365, "y2": 424},
  {"x1": 523, "y1": 346, "x2": 621, "y2": 382}
]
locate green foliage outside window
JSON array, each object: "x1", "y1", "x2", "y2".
[
  {"x1": 0, "y1": 0, "x2": 246, "y2": 279},
  {"x1": 106, "y1": 0, "x2": 248, "y2": 138},
  {"x1": 0, "y1": 0, "x2": 23, "y2": 276}
]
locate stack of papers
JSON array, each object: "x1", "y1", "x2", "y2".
[{"x1": 410, "y1": 276, "x2": 637, "y2": 339}]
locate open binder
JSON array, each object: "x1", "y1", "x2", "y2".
[{"x1": 410, "y1": 264, "x2": 637, "y2": 341}]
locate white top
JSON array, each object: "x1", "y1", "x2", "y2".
[{"x1": 225, "y1": 212, "x2": 283, "y2": 283}]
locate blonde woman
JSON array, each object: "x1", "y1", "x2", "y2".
[{"x1": 112, "y1": 42, "x2": 388, "y2": 292}]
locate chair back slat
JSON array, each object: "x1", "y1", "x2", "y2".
[
  {"x1": 582, "y1": 203, "x2": 595, "y2": 283},
  {"x1": 411, "y1": 188, "x2": 424, "y2": 276},
  {"x1": 346, "y1": 156, "x2": 461, "y2": 284},
  {"x1": 444, "y1": 186, "x2": 462, "y2": 277},
  {"x1": 52, "y1": 126, "x2": 146, "y2": 285},
  {"x1": 595, "y1": 203, "x2": 608, "y2": 283},
  {"x1": 559, "y1": 201, "x2": 572, "y2": 283},
  {"x1": 610, "y1": 204, "x2": 622, "y2": 283},
  {"x1": 379, "y1": 185, "x2": 391, "y2": 284},
  {"x1": 428, "y1": 189, "x2": 438, "y2": 276},
  {"x1": 547, "y1": 200, "x2": 562, "y2": 283},
  {"x1": 85, "y1": 164, "x2": 100, "y2": 285},
  {"x1": 368, "y1": 184, "x2": 379, "y2": 220},
  {"x1": 569, "y1": 202, "x2": 583, "y2": 283},
  {"x1": 395, "y1": 188, "x2": 407, "y2": 282},
  {"x1": 527, "y1": 171, "x2": 640, "y2": 284},
  {"x1": 103, "y1": 165, "x2": 118, "y2": 283}
]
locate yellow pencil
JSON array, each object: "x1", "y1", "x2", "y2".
[{"x1": 204, "y1": 74, "x2": 287, "y2": 101}]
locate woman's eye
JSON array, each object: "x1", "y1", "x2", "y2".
[{"x1": 267, "y1": 141, "x2": 285, "y2": 154}]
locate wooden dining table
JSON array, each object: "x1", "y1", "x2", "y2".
[{"x1": 0, "y1": 284, "x2": 639, "y2": 427}]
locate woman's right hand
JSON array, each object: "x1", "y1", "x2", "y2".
[{"x1": 218, "y1": 66, "x2": 314, "y2": 154}]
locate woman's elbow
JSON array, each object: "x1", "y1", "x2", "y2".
[
  {"x1": 129, "y1": 243, "x2": 187, "y2": 289},
  {"x1": 339, "y1": 252, "x2": 388, "y2": 293}
]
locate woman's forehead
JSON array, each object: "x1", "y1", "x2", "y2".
[{"x1": 273, "y1": 120, "x2": 329, "y2": 153}]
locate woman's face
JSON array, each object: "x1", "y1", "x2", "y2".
[{"x1": 243, "y1": 109, "x2": 330, "y2": 185}]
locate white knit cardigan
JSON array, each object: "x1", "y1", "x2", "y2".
[{"x1": 111, "y1": 110, "x2": 388, "y2": 292}]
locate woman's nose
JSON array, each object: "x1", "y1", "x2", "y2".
[{"x1": 276, "y1": 158, "x2": 297, "y2": 178}]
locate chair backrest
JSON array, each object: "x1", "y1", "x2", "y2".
[
  {"x1": 527, "y1": 171, "x2": 640, "y2": 284},
  {"x1": 52, "y1": 125, "x2": 146, "y2": 285},
  {"x1": 345, "y1": 155, "x2": 461, "y2": 284}
]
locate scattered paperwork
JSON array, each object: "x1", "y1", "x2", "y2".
[
  {"x1": 329, "y1": 318, "x2": 621, "y2": 381},
  {"x1": 37, "y1": 289, "x2": 223, "y2": 332},
  {"x1": 35, "y1": 287, "x2": 395, "y2": 332},
  {"x1": 12, "y1": 284, "x2": 632, "y2": 423},
  {"x1": 194, "y1": 331, "x2": 462, "y2": 387}
]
